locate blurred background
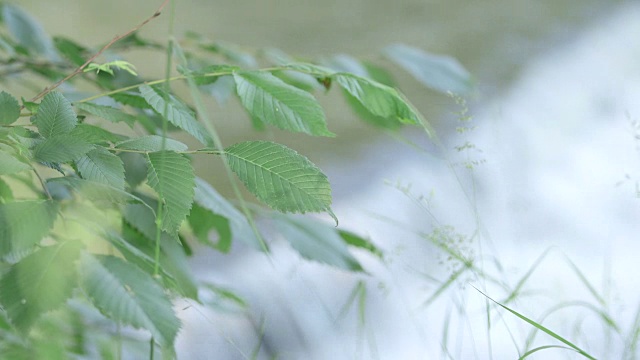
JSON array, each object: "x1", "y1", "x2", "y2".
[{"x1": 10, "y1": 0, "x2": 640, "y2": 359}]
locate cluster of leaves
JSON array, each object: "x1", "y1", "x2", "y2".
[{"x1": 0, "y1": 3, "x2": 471, "y2": 357}]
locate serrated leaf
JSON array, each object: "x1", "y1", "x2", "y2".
[
  {"x1": 2, "y1": 4, "x2": 60, "y2": 61},
  {"x1": 0, "y1": 200, "x2": 58, "y2": 256},
  {"x1": 193, "y1": 177, "x2": 262, "y2": 250},
  {"x1": 74, "y1": 102, "x2": 137, "y2": 127},
  {"x1": 33, "y1": 92, "x2": 77, "y2": 138},
  {"x1": 233, "y1": 71, "x2": 333, "y2": 137},
  {"x1": 284, "y1": 63, "x2": 336, "y2": 77},
  {"x1": 225, "y1": 141, "x2": 334, "y2": 217},
  {"x1": 139, "y1": 85, "x2": 214, "y2": 147},
  {"x1": 0, "y1": 241, "x2": 81, "y2": 332},
  {"x1": 109, "y1": 92, "x2": 152, "y2": 110},
  {"x1": 76, "y1": 147, "x2": 125, "y2": 190},
  {"x1": 384, "y1": 43, "x2": 473, "y2": 94},
  {"x1": 79, "y1": 253, "x2": 180, "y2": 347},
  {"x1": 146, "y1": 151, "x2": 195, "y2": 234},
  {"x1": 0, "y1": 153, "x2": 30, "y2": 175},
  {"x1": 32, "y1": 135, "x2": 93, "y2": 163},
  {"x1": 274, "y1": 216, "x2": 362, "y2": 271},
  {"x1": 69, "y1": 123, "x2": 127, "y2": 144},
  {"x1": 115, "y1": 135, "x2": 188, "y2": 152},
  {"x1": 343, "y1": 90, "x2": 402, "y2": 130},
  {"x1": 0, "y1": 91, "x2": 20, "y2": 125},
  {"x1": 334, "y1": 73, "x2": 422, "y2": 125}
]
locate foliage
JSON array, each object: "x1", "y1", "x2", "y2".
[{"x1": 0, "y1": 2, "x2": 476, "y2": 358}]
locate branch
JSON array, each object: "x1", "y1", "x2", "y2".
[{"x1": 26, "y1": 0, "x2": 170, "y2": 105}]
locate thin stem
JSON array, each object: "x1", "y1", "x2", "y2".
[{"x1": 27, "y1": 0, "x2": 170, "y2": 105}]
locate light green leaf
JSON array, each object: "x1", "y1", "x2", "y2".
[
  {"x1": 0, "y1": 200, "x2": 58, "y2": 256},
  {"x1": 0, "y1": 91, "x2": 20, "y2": 125},
  {"x1": 33, "y1": 92, "x2": 77, "y2": 138},
  {"x1": 115, "y1": 135, "x2": 188, "y2": 152},
  {"x1": 68, "y1": 123, "x2": 127, "y2": 144},
  {"x1": 0, "y1": 153, "x2": 30, "y2": 176},
  {"x1": 193, "y1": 177, "x2": 262, "y2": 250},
  {"x1": 233, "y1": 71, "x2": 333, "y2": 137},
  {"x1": 178, "y1": 64, "x2": 240, "y2": 85},
  {"x1": 0, "y1": 178, "x2": 13, "y2": 202},
  {"x1": 225, "y1": 141, "x2": 334, "y2": 217},
  {"x1": 334, "y1": 73, "x2": 423, "y2": 126},
  {"x1": 343, "y1": 90, "x2": 402, "y2": 130},
  {"x1": 74, "y1": 102, "x2": 137, "y2": 127},
  {"x1": 146, "y1": 151, "x2": 195, "y2": 234},
  {"x1": 32, "y1": 135, "x2": 93, "y2": 163},
  {"x1": 139, "y1": 85, "x2": 214, "y2": 147},
  {"x1": 338, "y1": 229, "x2": 384, "y2": 259},
  {"x1": 188, "y1": 204, "x2": 231, "y2": 252},
  {"x1": 274, "y1": 215, "x2": 362, "y2": 271},
  {"x1": 76, "y1": 147, "x2": 125, "y2": 190},
  {"x1": 0, "y1": 241, "x2": 81, "y2": 332},
  {"x1": 384, "y1": 44, "x2": 473, "y2": 94},
  {"x1": 79, "y1": 253, "x2": 180, "y2": 347},
  {"x1": 2, "y1": 4, "x2": 60, "y2": 61}
]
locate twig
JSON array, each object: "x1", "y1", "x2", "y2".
[{"x1": 26, "y1": 0, "x2": 169, "y2": 105}]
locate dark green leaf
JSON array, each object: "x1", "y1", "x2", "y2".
[
  {"x1": 109, "y1": 92, "x2": 152, "y2": 110},
  {"x1": 32, "y1": 135, "x2": 93, "y2": 163},
  {"x1": 284, "y1": 63, "x2": 335, "y2": 77},
  {"x1": 53, "y1": 36, "x2": 87, "y2": 66},
  {"x1": 2, "y1": 4, "x2": 60, "y2": 61},
  {"x1": 68, "y1": 123, "x2": 127, "y2": 144},
  {"x1": 79, "y1": 253, "x2": 180, "y2": 347},
  {"x1": 178, "y1": 64, "x2": 240, "y2": 85},
  {"x1": 274, "y1": 215, "x2": 362, "y2": 271},
  {"x1": 0, "y1": 200, "x2": 58, "y2": 257},
  {"x1": 225, "y1": 141, "x2": 334, "y2": 218},
  {"x1": 335, "y1": 73, "x2": 422, "y2": 126},
  {"x1": 119, "y1": 152, "x2": 147, "y2": 189},
  {"x1": 33, "y1": 92, "x2": 77, "y2": 138},
  {"x1": 115, "y1": 135, "x2": 188, "y2": 152},
  {"x1": 139, "y1": 85, "x2": 215, "y2": 147},
  {"x1": 74, "y1": 102, "x2": 137, "y2": 127},
  {"x1": 146, "y1": 151, "x2": 195, "y2": 234},
  {"x1": 0, "y1": 178, "x2": 13, "y2": 202},
  {"x1": 233, "y1": 71, "x2": 333, "y2": 137},
  {"x1": 194, "y1": 178, "x2": 262, "y2": 250},
  {"x1": 0, "y1": 241, "x2": 81, "y2": 332},
  {"x1": 76, "y1": 147, "x2": 125, "y2": 190},
  {"x1": 0, "y1": 91, "x2": 20, "y2": 125},
  {"x1": 343, "y1": 90, "x2": 402, "y2": 130},
  {"x1": 384, "y1": 44, "x2": 473, "y2": 94}
]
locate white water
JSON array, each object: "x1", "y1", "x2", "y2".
[{"x1": 177, "y1": 3, "x2": 640, "y2": 359}]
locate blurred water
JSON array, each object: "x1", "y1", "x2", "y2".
[{"x1": 181, "y1": 2, "x2": 640, "y2": 359}]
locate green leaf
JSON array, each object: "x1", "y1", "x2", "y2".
[
  {"x1": 178, "y1": 64, "x2": 240, "y2": 85},
  {"x1": 0, "y1": 200, "x2": 58, "y2": 257},
  {"x1": 384, "y1": 44, "x2": 473, "y2": 94},
  {"x1": 343, "y1": 90, "x2": 402, "y2": 130},
  {"x1": 119, "y1": 152, "x2": 147, "y2": 189},
  {"x1": 68, "y1": 123, "x2": 127, "y2": 144},
  {"x1": 53, "y1": 36, "x2": 87, "y2": 66},
  {"x1": 233, "y1": 71, "x2": 333, "y2": 137},
  {"x1": 274, "y1": 215, "x2": 362, "y2": 271},
  {"x1": 284, "y1": 63, "x2": 336, "y2": 77},
  {"x1": 115, "y1": 135, "x2": 188, "y2": 152},
  {"x1": 334, "y1": 73, "x2": 422, "y2": 126},
  {"x1": 33, "y1": 92, "x2": 77, "y2": 138},
  {"x1": 0, "y1": 241, "x2": 81, "y2": 332},
  {"x1": 76, "y1": 147, "x2": 125, "y2": 190},
  {"x1": 109, "y1": 92, "x2": 153, "y2": 110},
  {"x1": 146, "y1": 151, "x2": 195, "y2": 234},
  {"x1": 225, "y1": 141, "x2": 334, "y2": 217},
  {"x1": 32, "y1": 135, "x2": 93, "y2": 163},
  {"x1": 0, "y1": 178, "x2": 13, "y2": 202},
  {"x1": 139, "y1": 85, "x2": 214, "y2": 147},
  {"x1": 0, "y1": 152, "x2": 30, "y2": 176},
  {"x1": 2, "y1": 4, "x2": 60, "y2": 61},
  {"x1": 338, "y1": 229, "x2": 384, "y2": 259},
  {"x1": 74, "y1": 102, "x2": 137, "y2": 127},
  {"x1": 0, "y1": 91, "x2": 20, "y2": 125},
  {"x1": 193, "y1": 177, "x2": 262, "y2": 250},
  {"x1": 79, "y1": 253, "x2": 180, "y2": 347},
  {"x1": 188, "y1": 204, "x2": 231, "y2": 252}
]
